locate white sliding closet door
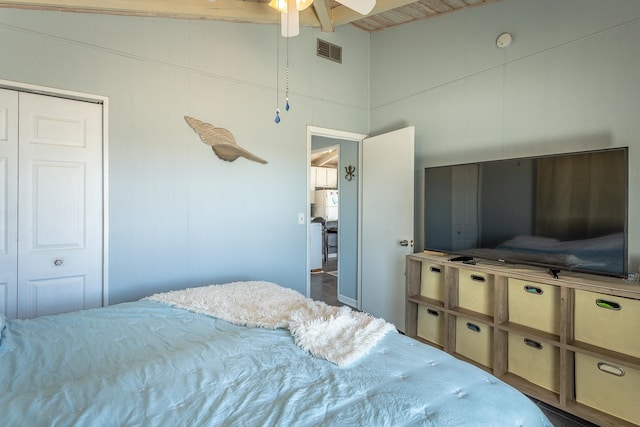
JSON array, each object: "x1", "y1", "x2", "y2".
[
  {"x1": 17, "y1": 92, "x2": 103, "y2": 319},
  {"x1": 0, "y1": 89, "x2": 18, "y2": 318}
]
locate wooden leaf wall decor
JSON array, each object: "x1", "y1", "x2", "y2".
[{"x1": 184, "y1": 116, "x2": 268, "y2": 164}]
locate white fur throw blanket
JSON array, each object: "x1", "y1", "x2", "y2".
[{"x1": 146, "y1": 281, "x2": 396, "y2": 367}]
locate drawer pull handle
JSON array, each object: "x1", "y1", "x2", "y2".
[
  {"x1": 524, "y1": 285, "x2": 543, "y2": 295},
  {"x1": 523, "y1": 338, "x2": 543, "y2": 350},
  {"x1": 429, "y1": 266, "x2": 441, "y2": 274},
  {"x1": 466, "y1": 322, "x2": 481, "y2": 333},
  {"x1": 595, "y1": 299, "x2": 621, "y2": 310},
  {"x1": 597, "y1": 362, "x2": 625, "y2": 377},
  {"x1": 426, "y1": 309, "x2": 439, "y2": 317},
  {"x1": 470, "y1": 274, "x2": 486, "y2": 283}
]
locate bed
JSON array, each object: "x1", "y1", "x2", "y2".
[{"x1": 0, "y1": 281, "x2": 552, "y2": 426}]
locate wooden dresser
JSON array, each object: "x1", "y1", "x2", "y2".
[{"x1": 405, "y1": 251, "x2": 640, "y2": 427}]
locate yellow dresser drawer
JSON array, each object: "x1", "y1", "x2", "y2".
[
  {"x1": 417, "y1": 305, "x2": 444, "y2": 346},
  {"x1": 455, "y1": 316, "x2": 493, "y2": 368},
  {"x1": 420, "y1": 262, "x2": 445, "y2": 301},
  {"x1": 508, "y1": 278, "x2": 560, "y2": 335},
  {"x1": 508, "y1": 333, "x2": 559, "y2": 392},
  {"x1": 574, "y1": 290, "x2": 640, "y2": 358},
  {"x1": 575, "y1": 353, "x2": 640, "y2": 425},
  {"x1": 458, "y1": 269, "x2": 494, "y2": 316}
]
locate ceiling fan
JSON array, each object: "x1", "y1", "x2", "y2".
[{"x1": 269, "y1": 0, "x2": 376, "y2": 36}]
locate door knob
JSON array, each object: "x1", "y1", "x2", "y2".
[
  {"x1": 400, "y1": 240, "x2": 414, "y2": 247},
  {"x1": 54, "y1": 259, "x2": 63, "y2": 266}
]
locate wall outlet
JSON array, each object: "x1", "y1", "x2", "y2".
[{"x1": 298, "y1": 213, "x2": 305, "y2": 224}]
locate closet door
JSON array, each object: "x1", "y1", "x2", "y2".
[
  {"x1": 0, "y1": 89, "x2": 18, "y2": 318},
  {"x1": 17, "y1": 92, "x2": 103, "y2": 318}
]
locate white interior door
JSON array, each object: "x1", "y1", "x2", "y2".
[
  {"x1": 17, "y1": 92, "x2": 103, "y2": 318},
  {"x1": 0, "y1": 88, "x2": 18, "y2": 318},
  {"x1": 361, "y1": 126, "x2": 414, "y2": 332}
]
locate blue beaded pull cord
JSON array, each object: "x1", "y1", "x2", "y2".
[
  {"x1": 285, "y1": 29, "x2": 291, "y2": 112},
  {"x1": 274, "y1": 3, "x2": 292, "y2": 123},
  {"x1": 274, "y1": 12, "x2": 281, "y2": 124}
]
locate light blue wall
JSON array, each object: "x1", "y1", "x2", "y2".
[
  {"x1": 370, "y1": 0, "x2": 640, "y2": 273},
  {"x1": 3, "y1": 0, "x2": 640, "y2": 305},
  {"x1": 0, "y1": 9, "x2": 370, "y2": 303}
]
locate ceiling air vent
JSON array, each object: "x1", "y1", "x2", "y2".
[{"x1": 317, "y1": 39, "x2": 342, "y2": 64}]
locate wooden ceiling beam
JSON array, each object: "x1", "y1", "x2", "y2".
[
  {"x1": 312, "y1": 0, "x2": 334, "y2": 33},
  {"x1": 0, "y1": 0, "x2": 322, "y2": 27},
  {"x1": 0, "y1": 0, "x2": 502, "y2": 33},
  {"x1": 312, "y1": 149, "x2": 339, "y2": 167}
]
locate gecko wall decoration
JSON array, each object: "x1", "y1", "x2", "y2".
[
  {"x1": 345, "y1": 165, "x2": 356, "y2": 181},
  {"x1": 184, "y1": 116, "x2": 268, "y2": 164}
]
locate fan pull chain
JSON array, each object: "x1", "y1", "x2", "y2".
[
  {"x1": 285, "y1": 70, "x2": 290, "y2": 111},
  {"x1": 285, "y1": 22, "x2": 290, "y2": 112},
  {"x1": 274, "y1": 11, "x2": 281, "y2": 124}
]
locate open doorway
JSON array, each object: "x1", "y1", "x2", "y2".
[
  {"x1": 307, "y1": 127, "x2": 365, "y2": 309},
  {"x1": 309, "y1": 145, "x2": 340, "y2": 306},
  {"x1": 306, "y1": 125, "x2": 415, "y2": 330}
]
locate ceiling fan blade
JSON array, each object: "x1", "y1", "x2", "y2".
[
  {"x1": 337, "y1": 0, "x2": 375, "y2": 15},
  {"x1": 281, "y1": 0, "x2": 300, "y2": 37}
]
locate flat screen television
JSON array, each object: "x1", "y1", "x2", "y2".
[{"x1": 424, "y1": 148, "x2": 628, "y2": 277}]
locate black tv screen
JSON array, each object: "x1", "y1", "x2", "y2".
[{"x1": 424, "y1": 148, "x2": 628, "y2": 277}]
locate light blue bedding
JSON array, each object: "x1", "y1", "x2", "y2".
[{"x1": 0, "y1": 301, "x2": 551, "y2": 426}]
